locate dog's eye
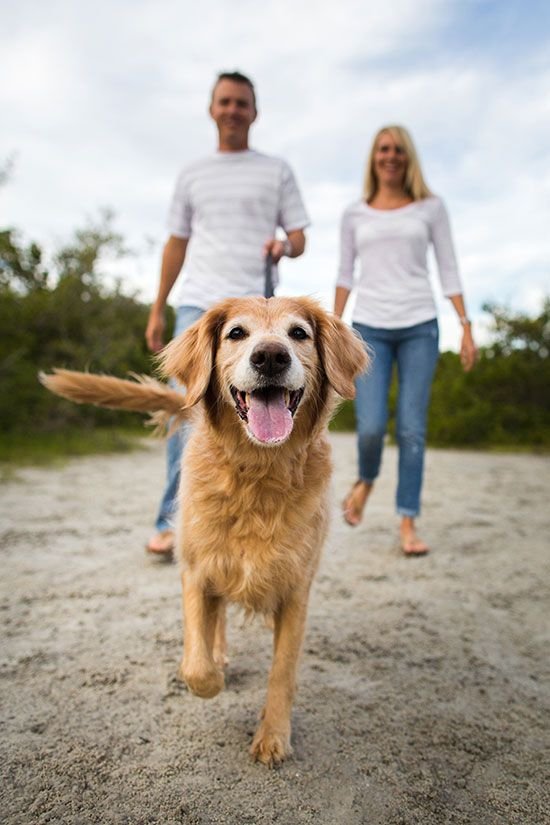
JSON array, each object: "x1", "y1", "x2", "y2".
[
  {"x1": 289, "y1": 326, "x2": 309, "y2": 340},
  {"x1": 227, "y1": 326, "x2": 247, "y2": 340}
]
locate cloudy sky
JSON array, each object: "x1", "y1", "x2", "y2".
[{"x1": 2, "y1": 0, "x2": 549, "y2": 349}]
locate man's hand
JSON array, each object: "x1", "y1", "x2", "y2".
[
  {"x1": 145, "y1": 309, "x2": 166, "y2": 353},
  {"x1": 263, "y1": 238, "x2": 289, "y2": 264},
  {"x1": 262, "y1": 229, "x2": 306, "y2": 264}
]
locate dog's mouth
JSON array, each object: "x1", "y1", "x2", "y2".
[{"x1": 230, "y1": 386, "x2": 304, "y2": 444}]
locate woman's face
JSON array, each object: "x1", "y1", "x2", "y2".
[{"x1": 373, "y1": 131, "x2": 408, "y2": 188}]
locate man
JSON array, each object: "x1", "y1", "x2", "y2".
[{"x1": 145, "y1": 71, "x2": 309, "y2": 555}]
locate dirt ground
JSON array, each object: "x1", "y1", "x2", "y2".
[{"x1": 1, "y1": 434, "x2": 549, "y2": 825}]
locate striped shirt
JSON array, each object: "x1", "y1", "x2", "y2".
[
  {"x1": 167, "y1": 150, "x2": 309, "y2": 309},
  {"x1": 336, "y1": 196, "x2": 463, "y2": 328}
]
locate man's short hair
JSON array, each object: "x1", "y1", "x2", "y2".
[{"x1": 212, "y1": 71, "x2": 257, "y2": 110}]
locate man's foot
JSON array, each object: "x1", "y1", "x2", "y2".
[
  {"x1": 146, "y1": 529, "x2": 175, "y2": 557},
  {"x1": 399, "y1": 522, "x2": 429, "y2": 556},
  {"x1": 342, "y1": 481, "x2": 372, "y2": 526}
]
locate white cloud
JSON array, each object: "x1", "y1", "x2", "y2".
[{"x1": 1, "y1": 0, "x2": 548, "y2": 353}]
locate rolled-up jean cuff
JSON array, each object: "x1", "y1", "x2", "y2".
[{"x1": 397, "y1": 507, "x2": 419, "y2": 517}]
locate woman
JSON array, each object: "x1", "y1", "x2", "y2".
[{"x1": 335, "y1": 125, "x2": 476, "y2": 555}]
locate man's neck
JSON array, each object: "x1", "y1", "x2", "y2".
[{"x1": 217, "y1": 139, "x2": 250, "y2": 153}]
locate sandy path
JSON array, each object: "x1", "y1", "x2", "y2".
[{"x1": 1, "y1": 435, "x2": 549, "y2": 825}]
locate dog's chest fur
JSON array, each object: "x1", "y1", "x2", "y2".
[{"x1": 179, "y1": 428, "x2": 331, "y2": 613}]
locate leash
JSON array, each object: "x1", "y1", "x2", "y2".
[{"x1": 264, "y1": 253, "x2": 275, "y2": 299}]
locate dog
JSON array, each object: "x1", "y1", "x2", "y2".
[{"x1": 41, "y1": 296, "x2": 368, "y2": 765}]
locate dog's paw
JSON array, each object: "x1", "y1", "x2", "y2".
[
  {"x1": 180, "y1": 661, "x2": 225, "y2": 699},
  {"x1": 213, "y1": 649, "x2": 229, "y2": 670},
  {"x1": 250, "y1": 722, "x2": 292, "y2": 767}
]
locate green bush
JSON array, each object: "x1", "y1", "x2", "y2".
[
  {"x1": 0, "y1": 218, "x2": 174, "y2": 434},
  {"x1": 331, "y1": 301, "x2": 550, "y2": 449},
  {"x1": 2, "y1": 217, "x2": 548, "y2": 449}
]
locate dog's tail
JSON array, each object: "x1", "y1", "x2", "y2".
[{"x1": 39, "y1": 368, "x2": 190, "y2": 432}]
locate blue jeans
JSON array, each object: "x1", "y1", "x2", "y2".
[
  {"x1": 155, "y1": 305, "x2": 205, "y2": 532},
  {"x1": 352, "y1": 319, "x2": 439, "y2": 517}
]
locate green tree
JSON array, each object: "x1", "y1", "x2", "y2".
[
  {"x1": 483, "y1": 299, "x2": 550, "y2": 359},
  {"x1": 0, "y1": 214, "x2": 173, "y2": 433},
  {"x1": 333, "y1": 301, "x2": 550, "y2": 449},
  {"x1": 2, "y1": 212, "x2": 547, "y2": 449},
  {"x1": 0, "y1": 229, "x2": 48, "y2": 292}
]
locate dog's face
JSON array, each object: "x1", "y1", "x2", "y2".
[
  {"x1": 160, "y1": 297, "x2": 368, "y2": 447},
  {"x1": 216, "y1": 306, "x2": 317, "y2": 445}
]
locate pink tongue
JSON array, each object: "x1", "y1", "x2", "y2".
[{"x1": 247, "y1": 390, "x2": 293, "y2": 443}]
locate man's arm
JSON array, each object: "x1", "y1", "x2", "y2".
[
  {"x1": 145, "y1": 236, "x2": 188, "y2": 353},
  {"x1": 263, "y1": 228, "x2": 306, "y2": 263}
]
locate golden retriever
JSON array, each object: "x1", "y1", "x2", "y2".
[{"x1": 41, "y1": 296, "x2": 368, "y2": 766}]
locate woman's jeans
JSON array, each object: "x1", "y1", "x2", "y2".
[
  {"x1": 155, "y1": 305, "x2": 205, "y2": 532},
  {"x1": 352, "y1": 319, "x2": 439, "y2": 517}
]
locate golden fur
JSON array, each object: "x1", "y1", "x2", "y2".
[{"x1": 41, "y1": 296, "x2": 368, "y2": 765}]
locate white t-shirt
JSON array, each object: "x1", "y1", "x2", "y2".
[
  {"x1": 167, "y1": 149, "x2": 310, "y2": 310},
  {"x1": 336, "y1": 196, "x2": 463, "y2": 328}
]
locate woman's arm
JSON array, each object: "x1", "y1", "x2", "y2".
[{"x1": 334, "y1": 208, "x2": 356, "y2": 318}]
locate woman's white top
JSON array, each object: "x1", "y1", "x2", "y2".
[{"x1": 336, "y1": 196, "x2": 463, "y2": 329}]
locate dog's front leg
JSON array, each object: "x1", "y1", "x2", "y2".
[
  {"x1": 212, "y1": 601, "x2": 228, "y2": 670},
  {"x1": 179, "y1": 569, "x2": 225, "y2": 699},
  {"x1": 251, "y1": 589, "x2": 309, "y2": 766}
]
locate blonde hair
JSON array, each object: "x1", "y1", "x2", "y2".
[{"x1": 363, "y1": 125, "x2": 433, "y2": 202}]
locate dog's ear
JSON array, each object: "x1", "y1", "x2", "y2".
[
  {"x1": 158, "y1": 306, "x2": 226, "y2": 408},
  {"x1": 315, "y1": 311, "x2": 369, "y2": 399}
]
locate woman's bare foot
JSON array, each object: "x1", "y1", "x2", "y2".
[
  {"x1": 399, "y1": 517, "x2": 429, "y2": 556},
  {"x1": 146, "y1": 529, "x2": 175, "y2": 556},
  {"x1": 342, "y1": 481, "x2": 373, "y2": 526}
]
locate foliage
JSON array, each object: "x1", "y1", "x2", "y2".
[
  {"x1": 0, "y1": 215, "x2": 173, "y2": 435},
  {"x1": 331, "y1": 301, "x2": 550, "y2": 448},
  {"x1": 0, "y1": 229, "x2": 49, "y2": 292},
  {"x1": 1, "y1": 216, "x2": 547, "y2": 450},
  {"x1": 427, "y1": 301, "x2": 550, "y2": 447},
  {"x1": 482, "y1": 299, "x2": 550, "y2": 359}
]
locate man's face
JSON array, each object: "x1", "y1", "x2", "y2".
[{"x1": 209, "y1": 79, "x2": 257, "y2": 149}]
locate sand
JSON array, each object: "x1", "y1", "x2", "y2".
[{"x1": 1, "y1": 434, "x2": 549, "y2": 824}]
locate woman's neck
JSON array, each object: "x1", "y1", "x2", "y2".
[{"x1": 368, "y1": 184, "x2": 412, "y2": 209}]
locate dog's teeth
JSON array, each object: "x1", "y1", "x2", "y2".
[{"x1": 284, "y1": 389, "x2": 290, "y2": 406}]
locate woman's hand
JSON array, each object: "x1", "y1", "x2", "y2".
[{"x1": 460, "y1": 326, "x2": 477, "y2": 372}]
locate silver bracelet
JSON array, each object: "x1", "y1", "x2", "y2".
[
  {"x1": 458, "y1": 316, "x2": 471, "y2": 326},
  {"x1": 282, "y1": 238, "x2": 293, "y2": 257}
]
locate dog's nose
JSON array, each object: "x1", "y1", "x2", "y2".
[{"x1": 250, "y1": 342, "x2": 291, "y2": 377}]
